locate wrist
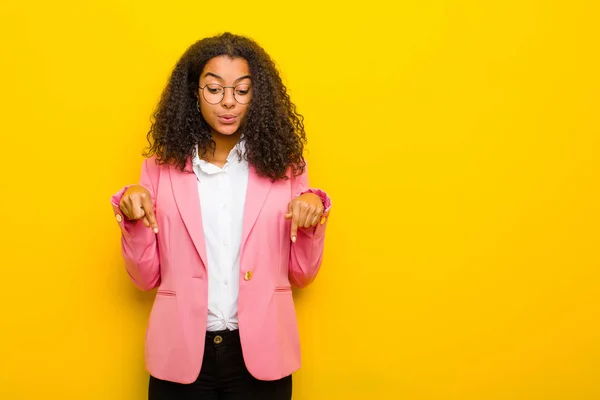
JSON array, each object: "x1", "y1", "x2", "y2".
[{"x1": 296, "y1": 188, "x2": 331, "y2": 213}]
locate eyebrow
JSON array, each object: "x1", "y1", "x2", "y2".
[{"x1": 202, "y1": 72, "x2": 252, "y2": 83}]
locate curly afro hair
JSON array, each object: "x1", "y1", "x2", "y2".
[{"x1": 143, "y1": 32, "x2": 307, "y2": 181}]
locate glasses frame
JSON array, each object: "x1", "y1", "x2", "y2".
[{"x1": 198, "y1": 83, "x2": 252, "y2": 105}]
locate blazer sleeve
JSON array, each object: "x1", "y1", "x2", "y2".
[
  {"x1": 288, "y1": 162, "x2": 332, "y2": 289},
  {"x1": 110, "y1": 158, "x2": 161, "y2": 291}
]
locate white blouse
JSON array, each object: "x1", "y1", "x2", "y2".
[{"x1": 192, "y1": 142, "x2": 249, "y2": 331}]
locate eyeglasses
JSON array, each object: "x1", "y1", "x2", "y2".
[{"x1": 198, "y1": 83, "x2": 252, "y2": 105}]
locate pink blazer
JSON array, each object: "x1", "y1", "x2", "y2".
[{"x1": 110, "y1": 157, "x2": 330, "y2": 384}]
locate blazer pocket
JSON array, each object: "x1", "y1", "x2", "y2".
[
  {"x1": 274, "y1": 286, "x2": 292, "y2": 293},
  {"x1": 156, "y1": 289, "x2": 176, "y2": 297}
]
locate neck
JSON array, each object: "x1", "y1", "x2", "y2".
[{"x1": 204, "y1": 130, "x2": 241, "y2": 164}]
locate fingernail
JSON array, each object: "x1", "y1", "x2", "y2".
[
  {"x1": 153, "y1": 227, "x2": 159, "y2": 234},
  {"x1": 291, "y1": 235, "x2": 296, "y2": 243}
]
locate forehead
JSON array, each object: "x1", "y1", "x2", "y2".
[{"x1": 201, "y1": 56, "x2": 250, "y2": 81}]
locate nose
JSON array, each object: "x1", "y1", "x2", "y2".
[{"x1": 221, "y1": 87, "x2": 236, "y2": 108}]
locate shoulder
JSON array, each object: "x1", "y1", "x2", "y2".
[
  {"x1": 141, "y1": 155, "x2": 174, "y2": 184},
  {"x1": 287, "y1": 159, "x2": 309, "y2": 191},
  {"x1": 291, "y1": 158, "x2": 309, "y2": 178},
  {"x1": 142, "y1": 155, "x2": 183, "y2": 171},
  {"x1": 142, "y1": 156, "x2": 160, "y2": 174}
]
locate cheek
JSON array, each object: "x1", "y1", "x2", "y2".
[
  {"x1": 239, "y1": 105, "x2": 250, "y2": 121},
  {"x1": 200, "y1": 102, "x2": 214, "y2": 121}
]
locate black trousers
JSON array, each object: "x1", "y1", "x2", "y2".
[{"x1": 148, "y1": 329, "x2": 292, "y2": 400}]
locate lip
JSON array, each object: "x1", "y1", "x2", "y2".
[{"x1": 218, "y1": 114, "x2": 237, "y2": 124}]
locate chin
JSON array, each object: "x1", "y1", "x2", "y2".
[{"x1": 215, "y1": 125, "x2": 240, "y2": 136}]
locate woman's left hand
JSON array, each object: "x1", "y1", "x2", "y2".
[{"x1": 285, "y1": 193, "x2": 324, "y2": 243}]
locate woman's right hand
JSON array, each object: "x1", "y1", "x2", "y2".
[{"x1": 119, "y1": 185, "x2": 159, "y2": 233}]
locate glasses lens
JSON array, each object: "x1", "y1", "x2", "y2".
[
  {"x1": 234, "y1": 84, "x2": 252, "y2": 104},
  {"x1": 203, "y1": 84, "x2": 224, "y2": 104}
]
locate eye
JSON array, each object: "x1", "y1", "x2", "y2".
[
  {"x1": 206, "y1": 84, "x2": 223, "y2": 94},
  {"x1": 235, "y1": 85, "x2": 250, "y2": 95}
]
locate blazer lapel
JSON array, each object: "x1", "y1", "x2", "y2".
[
  {"x1": 169, "y1": 162, "x2": 208, "y2": 268},
  {"x1": 241, "y1": 165, "x2": 272, "y2": 250}
]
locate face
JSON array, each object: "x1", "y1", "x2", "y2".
[{"x1": 198, "y1": 56, "x2": 252, "y2": 137}]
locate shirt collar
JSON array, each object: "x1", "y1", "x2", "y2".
[{"x1": 192, "y1": 139, "x2": 246, "y2": 173}]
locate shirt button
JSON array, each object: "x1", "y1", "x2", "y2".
[
  {"x1": 244, "y1": 271, "x2": 253, "y2": 281},
  {"x1": 115, "y1": 214, "x2": 123, "y2": 223}
]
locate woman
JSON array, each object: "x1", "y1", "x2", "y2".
[{"x1": 110, "y1": 32, "x2": 331, "y2": 399}]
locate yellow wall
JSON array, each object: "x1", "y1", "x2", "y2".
[{"x1": 1, "y1": 1, "x2": 599, "y2": 398}]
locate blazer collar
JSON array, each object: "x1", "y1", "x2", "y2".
[{"x1": 170, "y1": 158, "x2": 272, "y2": 269}]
